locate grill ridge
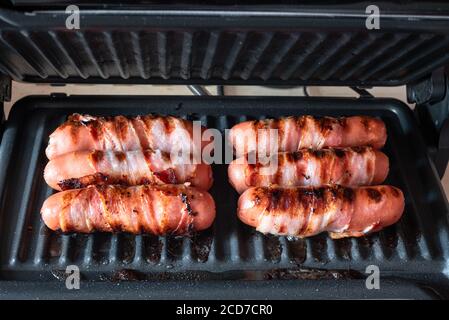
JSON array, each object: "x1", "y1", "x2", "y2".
[
  {"x1": 0, "y1": 31, "x2": 47, "y2": 78},
  {"x1": 339, "y1": 33, "x2": 405, "y2": 81},
  {"x1": 103, "y1": 31, "x2": 129, "y2": 80},
  {"x1": 300, "y1": 33, "x2": 353, "y2": 81},
  {"x1": 77, "y1": 32, "x2": 108, "y2": 79},
  {"x1": 21, "y1": 30, "x2": 68, "y2": 79},
  {"x1": 359, "y1": 34, "x2": 432, "y2": 81},
  {"x1": 260, "y1": 33, "x2": 300, "y2": 81},
  {"x1": 280, "y1": 33, "x2": 326, "y2": 81},
  {"x1": 240, "y1": 32, "x2": 274, "y2": 80}
]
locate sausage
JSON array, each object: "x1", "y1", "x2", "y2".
[
  {"x1": 46, "y1": 114, "x2": 208, "y2": 160},
  {"x1": 41, "y1": 184, "x2": 216, "y2": 234},
  {"x1": 44, "y1": 149, "x2": 213, "y2": 191},
  {"x1": 237, "y1": 185, "x2": 404, "y2": 238},
  {"x1": 229, "y1": 115, "x2": 387, "y2": 157},
  {"x1": 228, "y1": 147, "x2": 389, "y2": 193}
]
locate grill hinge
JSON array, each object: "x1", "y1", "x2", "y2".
[
  {"x1": 410, "y1": 68, "x2": 449, "y2": 178},
  {"x1": 407, "y1": 68, "x2": 446, "y2": 106}
]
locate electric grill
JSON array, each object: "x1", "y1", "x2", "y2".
[{"x1": 1, "y1": 1, "x2": 449, "y2": 299}]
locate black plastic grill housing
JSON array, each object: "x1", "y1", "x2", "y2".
[
  {"x1": 0, "y1": 96, "x2": 448, "y2": 289},
  {"x1": 1, "y1": 4, "x2": 449, "y2": 300}
]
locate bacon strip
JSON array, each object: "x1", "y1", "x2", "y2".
[
  {"x1": 238, "y1": 185, "x2": 404, "y2": 239},
  {"x1": 229, "y1": 115, "x2": 387, "y2": 157},
  {"x1": 228, "y1": 147, "x2": 389, "y2": 193},
  {"x1": 44, "y1": 149, "x2": 213, "y2": 191},
  {"x1": 46, "y1": 114, "x2": 207, "y2": 160},
  {"x1": 41, "y1": 184, "x2": 216, "y2": 234}
]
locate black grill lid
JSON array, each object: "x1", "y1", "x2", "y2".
[{"x1": 1, "y1": 5, "x2": 449, "y2": 85}]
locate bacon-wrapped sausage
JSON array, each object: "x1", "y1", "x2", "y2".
[
  {"x1": 41, "y1": 184, "x2": 216, "y2": 234},
  {"x1": 44, "y1": 149, "x2": 213, "y2": 191},
  {"x1": 228, "y1": 147, "x2": 389, "y2": 193},
  {"x1": 46, "y1": 114, "x2": 207, "y2": 160},
  {"x1": 229, "y1": 115, "x2": 387, "y2": 156},
  {"x1": 238, "y1": 185, "x2": 404, "y2": 239}
]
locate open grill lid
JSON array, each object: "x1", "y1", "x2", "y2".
[{"x1": 1, "y1": 3, "x2": 449, "y2": 85}]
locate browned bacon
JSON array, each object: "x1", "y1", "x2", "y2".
[
  {"x1": 46, "y1": 114, "x2": 208, "y2": 160},
  {"x1": 41, "y1": 184, "x2": 216, "y2": 234},
  {"x1": 229, "y1": 115, "x2": 387, "y2": 157},
  {"x1": 44, "y1": 149, "x2": 213, "y2": 191},
  {"x1": 228, "y1": 147, "x2": 389, "y2": 193},
  {"x1": 238, "y1": 185, "x2": 404, "y2": 238}
]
